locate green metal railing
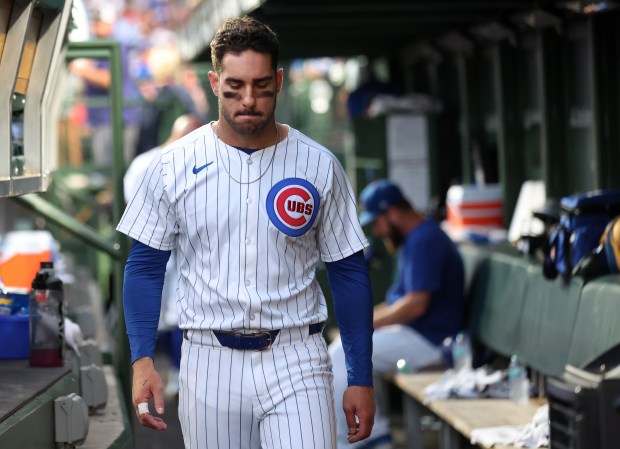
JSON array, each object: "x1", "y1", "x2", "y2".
[{"x1": 11, "y1": 40, "x2": 131, "y2": 411}]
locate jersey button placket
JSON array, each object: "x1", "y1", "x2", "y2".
[
  {"x1": 243, "y1": 185, "x2": 260, "y2": 326},
  {"x1": 243, "y1": 189, "x2": 257, "y2": 281}
]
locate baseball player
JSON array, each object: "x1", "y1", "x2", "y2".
[{"x1": 118, "y1": 16, "x2": 375, "y2": 449}]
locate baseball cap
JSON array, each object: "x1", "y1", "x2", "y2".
[{"x1": 359, "y1": 179, "x2": 408, "y2": 226}]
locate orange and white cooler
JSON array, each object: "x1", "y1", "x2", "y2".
[
  {"x1": 0, "y1": 231, "x2": 56, "y2": 289},
  {"x1": 446, "y1": 184, "x2": 504, "y2": 231}
]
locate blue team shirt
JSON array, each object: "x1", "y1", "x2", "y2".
[
  {"x1": 386, "y1": 218, "x2": 464, "y2": 346},
  {"x1": 84, "y1": 45, "x2": 141, "y2": 127}
]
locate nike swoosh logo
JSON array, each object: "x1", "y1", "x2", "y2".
[{"x1": 192, "y1": 161, "x2": 213, "y2": 174}]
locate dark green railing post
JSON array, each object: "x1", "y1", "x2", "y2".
[
  {"x1": 456, "y1": 53, "x2": 474, "y2": 184},
  {"x1": 65, "y1": 40, "x2": 131, "y2": 413},
  {"x1": 537, "y1": 28, "x2": 567, "y2": 199},
  {"x1": 493, "y1": 40, "x2": 524, "y2": 225}
]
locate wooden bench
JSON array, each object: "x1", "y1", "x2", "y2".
[
  {"x1": 394, "y1": 371, "x2": 546, "y2": 449},
  {"x1": 391, "y1": 244, "x2": 620, "y2": 448}
]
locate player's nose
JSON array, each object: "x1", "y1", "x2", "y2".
[{"x1": 241, "y1": 86, "x2": 257, "y2": 108}]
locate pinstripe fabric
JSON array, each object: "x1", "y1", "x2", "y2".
[
  {"x1": 117, "y1": 123, "x2": 368, "y2": 336},
  {"x1": 117, "y1": 123, "x2": 368, "y2": 449},
  {"x1": 179, "y1": 332, "x2": 336, "y2": 449}
]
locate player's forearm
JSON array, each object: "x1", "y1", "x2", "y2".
[
  {"x1": 70, "y1": 59, "x2": 111, "y2": 89},
  {"x1": 373, "y1": 292, "x2": 430, "y2": 328},
  {"x1": 326, "y1": 251, "x2": 374, "y2": 387},
  {"x1": 124, "y1": 240, "x2": 171, "y2": 363}
]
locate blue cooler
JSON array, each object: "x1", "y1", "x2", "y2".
[
  {"x1": 0, "y1": 288, "x2": 30, "y2": 359},
  {"x1": 0, "y1": 313, "x2": 30, "y2": 359}
]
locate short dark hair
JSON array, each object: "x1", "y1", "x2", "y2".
[{"x1": 210, "y1": 16, "x2": 279, "y2": 73}]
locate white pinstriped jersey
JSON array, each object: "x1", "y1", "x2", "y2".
[{"x1": 117, "y1": 123, "x2": 369, "y2": 334}]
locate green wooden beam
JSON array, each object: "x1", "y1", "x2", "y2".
[
  {"x1": 493, "y1": 40, "x2": 524, "y2": 225},
  {"x1": 456, "y1": 53, "x2": 476, "y2": 184},
  {"x1": 537, "y1": 28, "x2": 567, "y2": 199},
  {"x1": 434, "y1": 56, "x2": 462, "y2": 199}
]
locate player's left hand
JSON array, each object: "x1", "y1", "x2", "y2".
[{"x1": 342, "y1": 385, "x2": 375, "y2": 443}]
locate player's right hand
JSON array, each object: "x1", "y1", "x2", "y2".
[
  {"x1": 132, "y1": 357, "x2": 168, "y2": 431},
  {"x1": 343, "y1": 385, "x2": 375, "y2": 443}
]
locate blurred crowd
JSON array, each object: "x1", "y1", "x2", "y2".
[{"x1": 66, "y1": 0, "x2": 209, "y2": 166}]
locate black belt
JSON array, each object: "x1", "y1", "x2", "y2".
[{"x1": 184, "y1": 322, "x2": 325, "y2": 351}]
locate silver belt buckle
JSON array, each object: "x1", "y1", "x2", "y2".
[{"x1": 249, "y1": 330, "x2": 273, "y2": 351}]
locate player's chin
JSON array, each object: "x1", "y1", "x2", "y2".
[{"x1": 235, "y1": 119, "x2": 268, "y2": 136}]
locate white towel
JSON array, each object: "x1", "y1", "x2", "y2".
[
  {"x1": 423, "y1": 367, "x2": 505, "y2": 401},
  {"x1": 64, "y1": 317, "x2": 84, "y2": 357},
  {"x1": 470, "y1": 404, "x2": 549, "y2": 448}
]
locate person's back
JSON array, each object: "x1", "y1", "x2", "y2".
[{"x1": 390, "y1": 218, "x2": 464, "y2": 346}]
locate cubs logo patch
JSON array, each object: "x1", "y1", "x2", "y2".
[{"x1": 267, "y1": 178, "x2": 320, "y2": 236}]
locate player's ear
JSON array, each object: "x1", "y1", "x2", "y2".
[
  {"x1": 276, "y1": 68, "x2": 284, "y2": 93},
  {"x1": 207, "y1": 71, "x2": 219, "y2": 96}
]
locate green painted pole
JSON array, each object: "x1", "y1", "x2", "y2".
[
  {"x1": 493, "y1": 41, "x2": 524, "y2": 225},
  {"x1": 67, "y1": 41, "x2": 132, "y2": 414}
]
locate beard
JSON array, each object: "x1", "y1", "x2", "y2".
[
  {"x1": 219, "y1": 100, "x2": 277, "y2": 138},
  {"x1": 383, "y1": 221, "x2": 405, "y2": 255}
]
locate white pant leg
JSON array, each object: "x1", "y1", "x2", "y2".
[
  {"x1": 256, "y1": 334, "x2": 336, "y2": 449},
  {"x1": 179, "y1": 339, "x2": 261, "y2": 449},
  {"x1": 179, "y1": 333, "x2": 336, "y2": 449},
  {"x1": 371, "y1": 325, "x2": 442, "y2": 373},
  {"x1": 328, "y1": 325, "x2": 442, "y2": 449}
]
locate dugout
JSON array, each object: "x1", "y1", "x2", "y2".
[{"x1": 2, "y1": 1, "x2": 620, "y2": 448}]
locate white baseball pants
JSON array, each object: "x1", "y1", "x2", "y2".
[{"x1": 179, "y1": 328, "x2": 337, "y2": 449}]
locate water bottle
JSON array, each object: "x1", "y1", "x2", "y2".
[
  {"x1": 29, "y1": 262, "x2": 65, "y2": 367},
  {"x1": 508, "y1": 354, "x2": 529, "y2": 404},
  {"x1": 451, "y1": 332, "x2": 472, "y2": 371},
  {"x1": 441, "y1": 336, "x2": 454, "y2": 368}
]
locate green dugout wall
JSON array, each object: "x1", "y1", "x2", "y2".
[{"x1": 401, "y1": 12, "x2": 620, "y2": 225}]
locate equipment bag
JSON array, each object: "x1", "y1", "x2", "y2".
[{"x1": 543, "y1": 190, "x2": 620, "y2": 281}]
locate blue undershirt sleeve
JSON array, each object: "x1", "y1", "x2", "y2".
[
  {"x1": 325, "y1": 250, "x2": 374, "y2": 387},
  {"x1": 123, "y1": 239, "x2": 171, "y2": 363}
]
